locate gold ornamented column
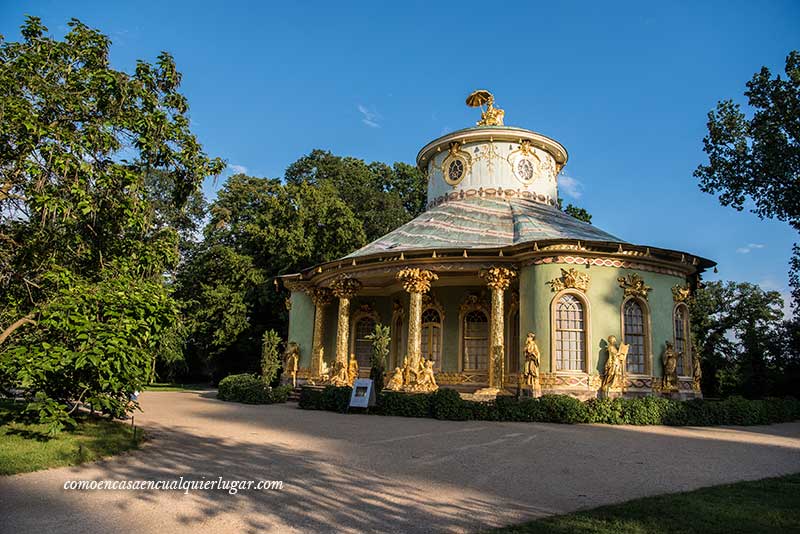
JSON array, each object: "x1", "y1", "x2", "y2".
[
  {"x1": 396, "y1": 268, "x2": 438, "y2": 370},
  {"x1": 330, "y1": 276, "x2": 362, "y2": 366},
  {"x1": 307, "y1": 286, "x2": 333, "y2": 379},
  {"x1": 480, "y1": 267, "x2": 517, "y2": 393}
]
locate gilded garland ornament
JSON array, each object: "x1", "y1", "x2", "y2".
[
  {"x1": 330, "y1": 275, "x2": 362, "y2": 299},
  {"x1": 480, "y1": 266, "x2": 517, "y2": 291},
  {"x1": 618, "y1": 273, "x2": 652, "y2": 300},
  {"x1": 547, "y1": 267, "x2": 590, "y2": 293},
  {"x1": 672, "y1": 284, "x2": 691, "y2": 302},
  {"x1": 396, "y1": 268, "x2": 438, "y2": 294}
]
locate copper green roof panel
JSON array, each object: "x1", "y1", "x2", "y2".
[{"x1": 346, "y1": 197, "x2": 623, "y2": 258}]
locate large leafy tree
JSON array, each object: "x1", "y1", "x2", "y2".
[
  {"x1": 0, "y1": 17, "x2": 222, "y2": 429},
  {"x1": 695, "y1": 51, "x2": 800, "y2": 310},
  {"x1": 690, "y1": 281, "x2": 786, "y2": 397},
  {"x1": 176, "y1": 174, "x2": 366, "y2": 379},
  {"x1": 285, "y1": 149, "x2": 426, "y2": 242}
]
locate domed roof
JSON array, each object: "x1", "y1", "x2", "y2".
[{"x1": 346, "y1": 195, "x2": 623, "y2": 258}]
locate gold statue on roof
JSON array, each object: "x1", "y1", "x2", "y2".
[{"x1": 466, "y1": 89, "x2": 505, "y2": 126}]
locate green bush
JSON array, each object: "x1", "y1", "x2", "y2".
[
  {"x1": 539, "y1": 394, "x2": 589, "y2": 423},
  {"x1": 431, "y1": 388, "x2": 468, "y2": 420},
  {"x1": 585, "y1": 397, "x2": 625, "y2": 424},
  {"x1": 297, "y1": 386, "x2": 800, "y2": 427},
  {"x1": 298, "y1": 386, "x2": 352, "y2": 413},
  {"x1": 217, "y1": 374, "x2": 290, "y2": 404},
  {"x1": 377, "y1": 391, "x2": 431, "y2": 417}
]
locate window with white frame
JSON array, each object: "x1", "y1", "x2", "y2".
[
  {"x1": 674, "y1": 304, "x2": 689, "y2": 375},
  {"x1": 623, "y1": 299, "x2": 647, "y2": 374},
  {"x1": 555, "y1": 294, "x2": 586, "y2": 372}
]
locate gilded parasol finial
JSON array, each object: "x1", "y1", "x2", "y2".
[{"x1": 466, "y1": 89, "x2": 504, "y2": 126}]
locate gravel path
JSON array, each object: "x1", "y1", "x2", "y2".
[{"x1": 1, "y1": 390, "x2": 799, "y2": 534}]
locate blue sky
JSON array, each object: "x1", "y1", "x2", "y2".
[{"x1": 3, "y1": 0, "x2": 799, "y2": 312}]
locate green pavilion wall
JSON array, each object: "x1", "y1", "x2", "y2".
[{"x1": 520, "y1": 263, "x2": 687, "y2": 378}]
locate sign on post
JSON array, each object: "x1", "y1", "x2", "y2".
[{"x1": 349, "y1": 378, "x2": 376, "y2": 408}]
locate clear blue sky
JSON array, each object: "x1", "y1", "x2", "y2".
[{"x1": 3, "y1": 1, "x2": 799, "y2": 312}]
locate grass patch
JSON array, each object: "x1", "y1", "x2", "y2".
[
  {"x1": 144, "y1": 382, "x2": 210, "y2": 392},
  {"x1": 0, "y1": 399, "x2": 144, "y2": 476},
  {"x1": 483, "y1": 473, "x2": 800, "y2": 534}
]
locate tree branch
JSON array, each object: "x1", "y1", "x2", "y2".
[{"x1": 0, "y1": 313, "x2": 37, "y2": 345}]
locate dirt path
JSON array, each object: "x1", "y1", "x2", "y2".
[{"x1": 1, "y1": 391, "x2": 799, "y2": 533}]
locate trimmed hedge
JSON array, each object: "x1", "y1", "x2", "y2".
[
  {"x1": 217, "y1": 374, "x2": 291, "y2": 404},
  {"x1": 298, "y1": 385, "x2": 352, "y2": 413},
  {"x1": 298, "y1": 386, "x2": 800, "y2": 427}
]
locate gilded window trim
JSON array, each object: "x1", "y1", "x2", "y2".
[
  {"x1": 620, "y1": 295, "x2": 652, "y2": 376},
  {"x1": 672, "y1": 302, "x2": 692, "y2": 377},
  {"x1": 550, "y1": 288, "x2": 592, "y2": 375},
  {"x1": 458, "y1": 297, "x2": 490, "y2": 373}
]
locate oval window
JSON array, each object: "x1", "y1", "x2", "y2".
[
  {"x1": 448, "y1": 159, "x2": 465, "y2": 182},
  {"x1": 516, "y1": 158, "x2": 535, "y2": 182}
]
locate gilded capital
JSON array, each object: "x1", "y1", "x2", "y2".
[
  {"x1": 330, "y1": 276, "x2": 362, "y2": 299},
  {"x1": 547, "y1": 267, "x2": 590, "y2": 293},
  {"x1": 480, "y1": 266, "x2": 517, "y2": 291},
  {"x1": 618, "y1": 273, "x2": 652, "y2": 300},
  {"x1": 283, "y1": 279, "x2": 311, "y2": 293},
  {"x1": 308, "y1": 286, "x2": 333, "y2": 306},
  {"x1": 396, "y1": 268, "x2": 438, "y2": 294}
]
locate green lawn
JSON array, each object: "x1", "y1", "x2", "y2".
[
  {"x1": 144, "y1": 382, "x2": 211, "y2": 392},
  {"x1": 484, "y1": 473, "x2": 800, "y2": 534},
  {"x1": 0, "y1": 399, "x2": 144, "y2": 475}
]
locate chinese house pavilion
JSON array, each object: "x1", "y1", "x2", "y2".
[{"x1": 280, "y1": 91, "x2": 713, "y2": 399}]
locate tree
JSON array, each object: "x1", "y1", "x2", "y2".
[
  {"x1": 260, "y1": 330, "x2": 282, "y2": 385},
  {"x1": 365, "y1": 323, "x2": 390, "y2": 391},
  {"x1": 176, "y1": 173, "x2": 367, "y2": 380},
  {"x1": 557, "y1": 199, "x2": 592, "y2": 223},
  {"x1": 695, "y1": 51, "x2": 800, "y2": 311},
  {"x1": 285, "y1": 150, "x2": 426, "y2": 242},
  {"x1": 689, "y1": 281, "x2": 785, "y2": 397},
  {"x1": 0, "y1": 17, "x2": 222, "y2": 430}
]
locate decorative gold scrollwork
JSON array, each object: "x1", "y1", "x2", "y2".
[
  {"x1": 618, "y1": 273, "x2": 652, "y2": 300},
  {"x1": 672, "y1": 283, "x2": 691, "y2": 302},
  {"x1": 547, "y1": 267, "x2": 590, "y2": 293}
]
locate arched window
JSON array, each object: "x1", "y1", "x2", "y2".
[
  {"x1": 421, "y1": 308, "x2": 442, "y2": 368},
  {"x1": 507, "y1": 308, "x2": 520, "y2": 374},
  {"x1": 555, "y1": 294, "x2": 586, "y2": 372},
  {"x1": 623, "y1": 299, "x2": 647, "y2": 374},
  {"x1": 353, "y1": 317, "x2": 376, "y2": 369},
  {"x1": 463, "y1": 310, "x2": 489, "y2": 370},
  {"x1": 674, "y1": 304, "x2": 690, "y2": 375}
]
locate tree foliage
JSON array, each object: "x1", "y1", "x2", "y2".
[
  {"x1": 365, "y1": 323, "x2": 390, "y2": 391},
  {"x1": 695, "y1": 51, "x2": 800, "y2": 310},
  {"x1": 689, "y1": 281, "x2": 795, "y2": 398},
  {"x1": 285, "y1": 149, "x2": 426, "y2": 242},
  {"x1": 260, "y1": 329, "x2": 283, "y2": 385},
  {"x1": 557, "y1": 198, "x2": 592, "y2": 224},
  {"x1": 0, "y1": 17, "x2": 222, "y2": 430},
  {"x1": 177, "y1": 156, "x2": 425, "y2": 381}
]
